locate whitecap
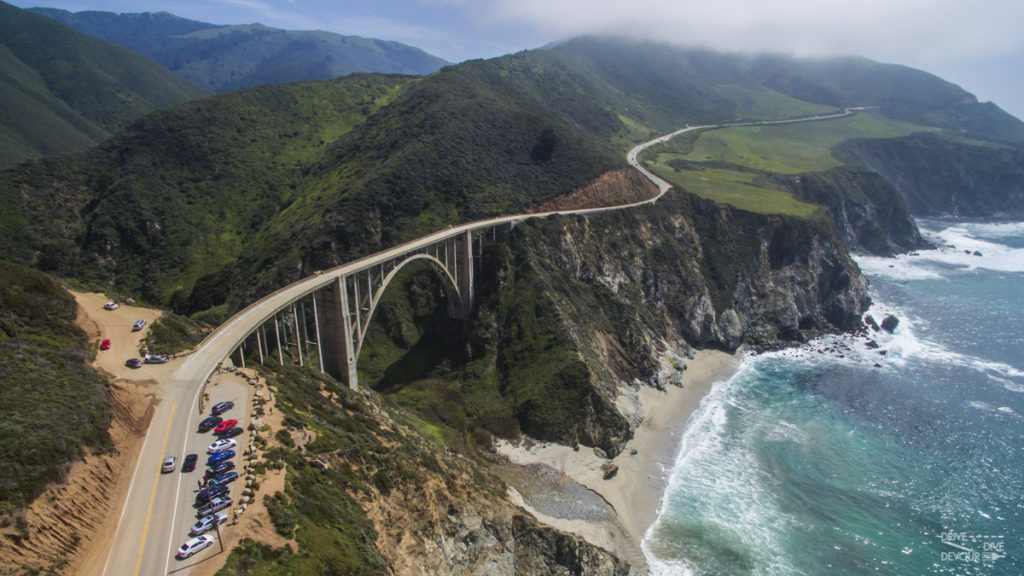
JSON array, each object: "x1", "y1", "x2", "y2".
[
  {"x1": 855, "y1": 221, "x2": 1024, "y2": 281},
  {"x1": 1001, "y1": 381, "x2": 1024, "y2": 393}
]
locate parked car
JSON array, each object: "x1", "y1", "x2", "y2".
[
  {"x1": 144, "y1": 354, "x2": 168, "y2": 364},
  {"x1": 125, "y1": 358, "x2": 143, "y2": 369},
  {"x1": 132, "y1": 319, "x2": 147, "y2": 331},
  {"x1": 214, "y1": 420, "x2": 237, "y2": 434},
  {"x1": 211, "y1": 401, "x2": 234, "y2": 416},
  {"x1": 161, "y1": 456, "x2": 177, "y2": 473},
  {"x1": 208, "y1": 438, "x2": 237, "y2": 454},
  {"x1": 103, "y1": 301, "x2": 120, "y2": 310},
  {"x1": 216, "y1": 426, "x2": 244, "y2": 439},
  {"x1": 205, "y1": 460, "x2": 235, "y2": 478},
  {"x1": 206, "y1": 449, "x2": 235, "y2": 466},
  {"x1": 195, "y1": 484, "x2": 229, "y2": 505},
  {"x1": 208, "y1": 471, "x2": 239, "y2": 487},
  {"x1": 176, "y1": 534, "x2": 214, "y2": 559},
  {"x1": 99, "y1": 339, "x2": 111, "y2": 351},
  {"x1": 189, "y1": 512, "x2": 229, "y2": 536},
  {"x1": 197, "y1": 495, "x2": 232, "y2": 518},
  {"x1": 182, "y1": 453, "x2": 198, "y2": 473},
  {"x1": 198, "y1": 416, "x2": 222, "y2": 433}
]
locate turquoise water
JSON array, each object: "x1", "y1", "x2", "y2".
[{"x1": 644, "y1": 221, "x2": 1024, "y2": 575}]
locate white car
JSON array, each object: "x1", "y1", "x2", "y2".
[
  {"x1": 189, "y1": 511, "x2": 229, "y2": 536},
  {"x1": 208, "y1": 438, "x2": 237, "y2": 454},
  {"x1": 103, "y1": 301, "x2": 120, "y2": 310},
  {"x1": 132, "y1": 319, "x2": 147, "y2": 331},
  {"x1": 176, "y1": 534, "x2": 214, "y2": 559}
]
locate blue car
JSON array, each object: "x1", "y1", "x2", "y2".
[
  {"x1": 208, "y1": 471, "x2": 239, "y2": 487},
  {"x1": 205, "y1": 460, "x2": 235, "y2": 478},
  {"x1": 206, "y1": 449, "x2": 234, "y2": 466},
  {"x1": 195, "y1": 484, "x2": 229, "y2": 505}
]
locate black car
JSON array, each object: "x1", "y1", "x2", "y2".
[
  {"x1": 194, "y1": 484, "x2": 229, "y2": 505},
  {"x1": 205, "y1": 460, "x2": 236, "y2": 478},
  {"x1": 197, "y1": 415, "x2": 222, "y2": 433},
  {"x1": 211, "y1": 401, "x2": 234, "y2": 416},
  {"x1": 209, "y1": 471, "x2": 239, "y2": 487},
  {"x1": 216, "y1": 426, "x2": 244, "y2": 439},
  {"x1": 181, "y1": 453, "x2": 198, "y2": 473}
]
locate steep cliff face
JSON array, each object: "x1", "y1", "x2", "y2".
[
  {"x1": 780, "y1": 167, "x2": 929, "y2": 255},
  {"x1": 837, "y1": 134, "x2": 1024, "y2": 218},
  {"x1": 464, "y1": 191, "x2": 869, "y2": 454}
]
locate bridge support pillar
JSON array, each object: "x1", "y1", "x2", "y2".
[
  {"x1": 317, "y1": 277, "x2": 359, "y2": 390},
  {"x1": 448, "y1": 230, "x2": 475, "y2": 319}
]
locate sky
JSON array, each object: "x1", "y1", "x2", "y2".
[{"x1": 10, "y1": 0, "x2": 1024, "y2": 120}]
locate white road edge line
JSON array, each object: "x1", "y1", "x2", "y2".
[
  {"x1": 101, "y1": 409, "x2": 158, "y2": 576},
  {"x1": 164, "y1": 384, "x2": 206, "y2": 575}
]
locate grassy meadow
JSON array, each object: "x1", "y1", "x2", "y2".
[{"x1": 644, "y1": 111, "x2": 936, "y2": 216}]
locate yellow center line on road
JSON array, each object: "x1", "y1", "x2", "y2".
[{"x1": 134, "y1": 401, "x2": 176, "y2": 576}]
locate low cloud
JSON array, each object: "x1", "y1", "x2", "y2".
[{"x1": 482, "y1": 0, "x2": 1024, "y2": 64}]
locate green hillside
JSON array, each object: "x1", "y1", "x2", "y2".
[
  {"x1": 0, "y1": 1, "x2": 208, "y2": 168},
  {"x1": 30, "y1": 7, "x2": 450, "y2": 93},
  {"x1": 1, "y1": 36, "x2": 1021, "y2": 318},
  {"x1": 0, "y1": 260, "x2": 111, "y2": 510}
]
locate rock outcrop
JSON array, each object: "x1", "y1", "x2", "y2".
[
  {"x1": 837, "y1": 133, "x2": 1024, "y2": 218},
  {"x1": 465, "y1": 190, "x2": 870, "y2": 455}
]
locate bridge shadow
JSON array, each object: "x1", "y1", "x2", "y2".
[{"x1": 372, "y1": 338, "x2": 449, "y2": 394}]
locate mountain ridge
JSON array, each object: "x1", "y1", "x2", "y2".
[
  {"x1": 29, "y1": 6, "x2": 451, "y2": 93},
  {"x1": 0, "y1": 1, "x2": 208, "y2": 168}
]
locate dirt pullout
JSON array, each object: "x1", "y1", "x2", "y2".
[
  {"x1": 0, "y1": 293, "x2": 164, "y2": 576},
  {"x1": 537, "y1": 169, "x2": 657, "y2": 212}
]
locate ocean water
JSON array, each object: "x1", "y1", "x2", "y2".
[{"x1": 643, "y1": 220, "x2": 1024, "y2": 575}]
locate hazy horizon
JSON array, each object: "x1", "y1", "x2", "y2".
[{"x1": 9, "y1": 0, "x2": 1024, "y2": 120}]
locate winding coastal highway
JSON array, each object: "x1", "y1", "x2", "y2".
[{"x1": 101, "y1": 107, "x2": 858, "y2": 575}]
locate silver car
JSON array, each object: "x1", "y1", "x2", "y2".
[
  {"x1": 161, "y1": 456, "x2": 176, "y2": 473},
  {"x1": 190, "y1": 511, "x2": 229, "y2": 536}
]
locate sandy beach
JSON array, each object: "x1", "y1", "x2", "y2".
[{"x1": 495, "y1": 349, "x2": 741, "y2": 571}]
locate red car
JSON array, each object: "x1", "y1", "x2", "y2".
[
  {"x1": 100, "y1": 339, "x2": 111, "y2": 350},
  {"x1": 213, "y1": 420, "x2": 237, "y2": 434}
]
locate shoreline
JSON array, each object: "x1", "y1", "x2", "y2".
[{"x1": 495, "y1": 349, "x2": 742, "y2": 571}]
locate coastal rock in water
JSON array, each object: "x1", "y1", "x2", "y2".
[
  {"x1": 865, "y1": 339, "x2": 880, "y2": 349},
  {"x1": 864, "y1": 314, "x2": 881, "y2": 332},
  {"x1": 881, "y1": 315, "x2": 900, "y2": 333}
]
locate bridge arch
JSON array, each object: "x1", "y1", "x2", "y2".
[{"x1": 353, "y1": 252, "x2": 464, "y2": 359}]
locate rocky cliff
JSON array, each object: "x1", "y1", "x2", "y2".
[
  {"x1": 781, "y1": 167, "x2": 929, "y2": 255},
  {"x1": 455, "y1": 190, "x2": 870, "y2": 456},
  {"x1": 837, "y1": 133, "x2": 1024, "y2": 218}
]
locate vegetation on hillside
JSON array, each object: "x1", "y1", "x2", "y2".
[
  {"x1": 0, "y1": 260, "x2": 111, "y2": 515},
  {"x1": 0, "y1": 73, "x2": 415, "y2": 312},
  {"x1": 31, "y1": 7, "x2": 450, "y2": 93},
  {"x1": 1, "y1": 35, "x2": 1020, "y2": 319},
  {"x1": 0, "y1": 1, "x2": 208, "y2": 168},
  {"x1": 216, "y1": 366, "x2": 388, "y2": 575}
]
